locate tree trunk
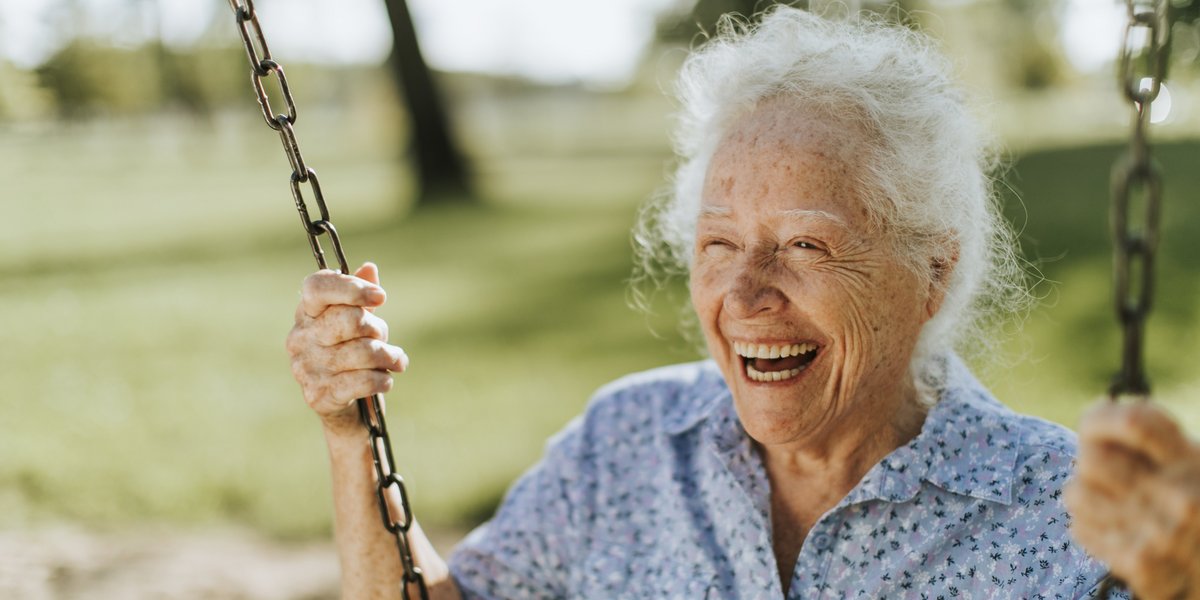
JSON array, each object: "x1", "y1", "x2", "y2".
[{"x1": 382, "y1": 0, "x2": 472, "y2": 204}]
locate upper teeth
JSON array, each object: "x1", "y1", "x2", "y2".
[{"x1": 733, "y1": 341, "x2": 816, "y2": 359}]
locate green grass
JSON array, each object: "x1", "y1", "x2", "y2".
[
  {"x1": 987, "y1": 141, "x2": 1200, "y2": 427},
  {"x1": 0, "y1": 108, "x2": 693, "y2": 538},
  {"x1": 1, "y1": 102, "x2": 1197, "y2": 541}
]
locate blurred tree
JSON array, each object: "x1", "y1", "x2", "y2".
[
  {"x1": 381, "y1": 0, "x2": 472, "y2": 205},
  {"x1": 1167, "y1": 0, "x2": 1200, "y2": 77},
  {"x1": 657, "y1": 0, "x2": 917, "y2": 44},
  {"x1": 995, "y1": 0, "x2": 1070, "y2": 90},
  {"x1": 36, "y1": 41, "x2": 165, "y2": 118},
  {"x1": 140, "y1": 0, "x2": 213, "y2": 118}
]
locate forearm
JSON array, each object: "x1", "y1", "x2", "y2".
[{"x1": 323, "y1": 426, "x2": 460, "y2": 600}]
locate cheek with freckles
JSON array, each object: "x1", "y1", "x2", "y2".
[
  {"x1": 804, "y1": 254, "x2": 928, "y2": 400},
  {"x1": 689, "y1": 262, "x2": 733, "y2": 363}
]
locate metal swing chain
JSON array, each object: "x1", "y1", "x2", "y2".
[
  {"x1": 226, "y1": 2, "x2": 429, "y2": 598},
  {"x1": 1110, "y1": 0, "x2": 1167, "y2": 401},
  {"x1": 1098, "y1": 0, "x2": 1168, "y2": 597}
]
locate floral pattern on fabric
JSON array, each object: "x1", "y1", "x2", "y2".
[{"x1": 449, "y1": 357, "x2": 1121, "y2": 599}]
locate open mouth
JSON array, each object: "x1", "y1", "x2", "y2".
[{"x1": 732, "y1": 341, "x2": 819, "y2": 383}]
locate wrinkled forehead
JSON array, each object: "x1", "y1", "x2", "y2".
[
  {"x1": 709, "y1": 96, "x2": 875, "y2": 171},
  {"x1": 700, "y1": 99, "x2": 879, "y2": 226}
]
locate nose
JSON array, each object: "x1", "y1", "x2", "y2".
[{"x1": 723, "y1": 254, "x2": 787, "y2": 319}]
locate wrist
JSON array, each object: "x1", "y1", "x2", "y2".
[{"x1": 321, "y1": 413, "x2": 367, "y2": 447}]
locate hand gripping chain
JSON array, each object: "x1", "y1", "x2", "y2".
[
  {"x1": 1098, "y1": 1, "x2": 1169, "y2": 598},
  {"x1": 226, "y1": 2, "x2": 428, "y2": 597}
]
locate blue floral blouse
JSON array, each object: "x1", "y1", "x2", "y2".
[{"x1": 448, "y1": 357, "x2": 1118, "y2": 599}]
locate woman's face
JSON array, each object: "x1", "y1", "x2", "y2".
[{"x1": 690, "y1": 102, "x2": 942, "y2": 448}]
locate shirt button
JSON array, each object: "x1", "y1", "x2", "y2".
[{"x1": 812, "y1": 533, "x2": 831, "y2": 550}]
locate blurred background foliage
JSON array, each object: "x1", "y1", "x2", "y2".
[{"x1": 1, "y1": 0, "x2": 1198, "y2": 551}]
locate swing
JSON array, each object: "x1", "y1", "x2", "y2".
[
  {"x1": 225, "y1": 1, "x2": 427, "y2": 598},
  {"x1": 223, "y1": 2, "x2": 1173, "y2": 599},
  {"x1": 1097, "y1": 2, "x2": 1169, "y2": 597}
]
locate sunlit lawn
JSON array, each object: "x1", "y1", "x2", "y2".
[{"x1": 1, "y1": 99, "x2": 1197, "y2": 541}]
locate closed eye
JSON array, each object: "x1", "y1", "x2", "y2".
[{"x1": 701, "y1": 238, "x2": 738, "y2": 256}]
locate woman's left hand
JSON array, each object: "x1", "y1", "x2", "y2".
[{"x1": 1065, "y1": 401, "x2": 1200, "y2": 600}]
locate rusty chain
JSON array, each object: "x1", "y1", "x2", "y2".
[
  {"x1": 1098, "y1": 0, "x2": 1169, "y2": 598},
  {"x1": 1110, "y1": 0, "x2": 1167, "y2": 401},
  {"x1": 226, "y1": 2, "x2": 428, "y2": 597}
]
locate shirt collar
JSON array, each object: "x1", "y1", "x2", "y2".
[
  {"x1": 845, "y1": 354, "x2": 1021, "y2": 506},
  {"x1": 660, "y1": 360, "x2": 729, "y2": 435},
  {"x1": 663, "y1": 355, "x2": 1022, "y2": 506}
]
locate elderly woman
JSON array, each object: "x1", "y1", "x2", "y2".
[{"x1": 287, "y1": 7, "x2": 1115, "y2": 598}]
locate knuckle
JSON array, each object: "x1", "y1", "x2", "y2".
[
  {"x1": 313, "y1": 312, "x2": 346, "y2": 346},
  {"x1": 300, "y1": 272, "x2": 323, "y2": 297},
  {"x1": 290, "y1": 358, "x2": 307, "y2": 382},
  {"x1": 356, "y1": 311, "x2": 375, "y2": 337},
  {"x1": 301, "y1": 270, "x2": 340, "y2": 307},
  {"x1": 352, "y1": 308, "x2": 375, "y2": 337},
  {"x1": 303, "y1": 269, "x2": 338, "y2": 288},
  {"x1": 364, "y1": 369, "x2": 394, "y2": 395},
  {"x1": 367, "y1": 339, "x2": 392, "y2": 362},
  {"x1": 1119, "y1": 409, "x2": 1143, "y2": 431},
  {"x1": 285, "y1": 327, "x2": 305, "y2": 355}
]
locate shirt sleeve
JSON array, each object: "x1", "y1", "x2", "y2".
[{"x1": 448, "y1": 416, "x2": 587, "y2": 600}]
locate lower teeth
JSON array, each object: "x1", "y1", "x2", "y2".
[{"x1": 745, "y1": 364, "x2": 803, "y2": 382}]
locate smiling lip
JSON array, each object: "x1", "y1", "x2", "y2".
[{"x1": 731, "y1": 340, "x2": 821, "y2": 383}]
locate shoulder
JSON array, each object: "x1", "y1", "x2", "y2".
[
  {"x1": 967, "y1": 391, "x2": 1078, "y2": 478},
  {"x1": 915, "y1": 361, "x2": 1106, "y2": 596},
  {"x1": 933, "y1": 354, "x2": 1080, "y2": 482},
  {"x1": 1009, "y1": 410, "x2": 1079, "y2": 482}
]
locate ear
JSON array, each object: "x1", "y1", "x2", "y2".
[{"x1": 924, "y1": 241, "x2": 959, "y2": 319}]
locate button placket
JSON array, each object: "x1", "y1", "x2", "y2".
[{"x1": 787, "y1": 515, "x2": 841, "y2": 599}]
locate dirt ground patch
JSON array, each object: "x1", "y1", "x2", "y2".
[{"x1": 0, "y1": 526, "x2": 466, "y2": 599}]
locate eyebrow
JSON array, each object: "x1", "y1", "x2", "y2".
[
  {"x1": 699, "y1": 205, "x2": 733, "y2": 218},
  {"x1": 777, "y1": 209, "x2": 849, "y2": 229},
  {"x1": 698, "y1": 206, "x2": 850, "y2": 229}
]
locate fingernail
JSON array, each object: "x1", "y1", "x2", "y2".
[{"x1": 366, "y1": 287, "x2": 386, "y2": 304}]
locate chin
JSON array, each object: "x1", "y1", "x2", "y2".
[{"x1": 728, "y1": 377, "x2": 836, "y2": 447}]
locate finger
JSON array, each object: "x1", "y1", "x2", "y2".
[
  {"x1": 1152, "y1": 469, "x2": 1200, "y2": 553},
  {"x1": 1123, "y1": 525, "x2": 1191, "y2": 600},
  {"x1": 355, "y1": 261, "x2": 380, "y2": 286},
  {"x1": 354, "y1": 262, "x2": 382, "y2": 313},
  {"x1": 1065, "y1": 480, "x2": 1137, "y2": 561},
  {"x1": 1078, "y1": 401, "x2": 1188, "y2": 468},
  {"x1": 311, "y1": 305, "x2": 389, "y2": 347},
  {"x1": 324, "y1": 338, "x2": 408, "y2": 374},
  {"x1": 300, "y1": 269, "x2": 386, "y2": 318},
  {"x1": 315, "y1": 369, "x2": 395, "y2": 412},
  {"x1": 1075, "y1": 439, "x2": 1153, "y2": 496},
  {"x1": 1068, "y1": 478, "x2": 1192, "y2": 599}
]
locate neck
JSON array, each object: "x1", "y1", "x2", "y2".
[
  {"x1": 757, "y1": 381, "x2": 928, "y2": 496},
  {"x1": 756, "y1": 376, "x2": 930, "y2": 597}
]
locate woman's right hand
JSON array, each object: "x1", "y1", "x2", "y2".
[{"x1": 285, "y1": 262, "x2": 408, "y2": 436}]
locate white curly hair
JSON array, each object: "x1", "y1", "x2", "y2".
[{"x1": 632, "y1": 6, "x2": 1029, "y2": 386}]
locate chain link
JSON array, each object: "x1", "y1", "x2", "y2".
[
  {"x1": 1098, "y1": 0, "x2": 1169, "y2": 597},
  {"x1": 1110, "y1": 0, "x2": 1167, "y2": 400},
  {"x1": 226, "y1": 2, "x2": 427, "y2": 597}
]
